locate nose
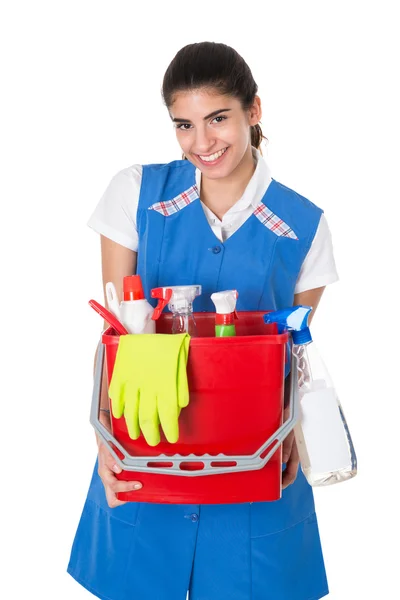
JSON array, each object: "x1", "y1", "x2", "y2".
[{"x1": 193, "y1": 126, "x2": 216, "y2": 154}]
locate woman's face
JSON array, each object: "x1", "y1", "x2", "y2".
[{"x1": 169, "y1": 89, "x2": 261, "y2": 180}]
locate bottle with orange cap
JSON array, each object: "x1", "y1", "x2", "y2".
[{"x1": 105, "y1": 275, "x2": 158, "y2": 334}]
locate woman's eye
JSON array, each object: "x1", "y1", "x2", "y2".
[
  {"x1": 176, "y1": 116, "x2": 227, "y2": 130},
  {"x1": 212, "y1": 116, "x2": 227, "y2": 124}
]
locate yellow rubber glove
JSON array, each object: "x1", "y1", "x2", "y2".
[{"x1": 108, "y1": 334, "x2": 190, "y2": 446}]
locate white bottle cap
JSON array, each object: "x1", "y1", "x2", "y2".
[{"x1": 210, "y1": 290, "x2": 238, "y2": 315}]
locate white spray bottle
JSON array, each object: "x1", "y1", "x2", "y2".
[
  {"x1": 106, "y1": 275, "x2": 156, "y2": 334},
  {"x1": 265, "y1": 306, "x2": 357, "y2": 487}
]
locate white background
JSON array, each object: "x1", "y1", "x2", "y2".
[{"x1": 1, "y1": 1, "x2": 399, "y2": 598}]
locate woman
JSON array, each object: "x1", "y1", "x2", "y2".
[{"x1": 68, "y1": 41, "x2": 338, "y2": 600}]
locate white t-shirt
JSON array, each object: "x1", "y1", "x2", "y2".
[{"x1": 87, "y1": 149, "x2": 339, "y2": 294}]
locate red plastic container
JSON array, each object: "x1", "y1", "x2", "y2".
[{"x1": 102, "y1": 311, "x2": 288, "y2": 504}]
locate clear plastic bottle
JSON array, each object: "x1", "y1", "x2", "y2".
[
  {"x1": 293, "y1": 339, "x2": 357, "y2": 486},
  {"x1": 265, "y1": 306, "x2": 357, "y2": 487},
  {"x1": 151, "y1": 285, "x2": 202, "y2": 336}
]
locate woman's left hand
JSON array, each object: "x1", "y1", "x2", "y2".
[{"x1": 281, "y1": 407, "x2": 299, "y2": 489}]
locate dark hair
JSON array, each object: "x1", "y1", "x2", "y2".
[{"x1": 162, "y1": 42, "x2": 267, "y2": 156}]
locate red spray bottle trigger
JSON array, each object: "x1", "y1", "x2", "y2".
[{"x1": 151, "y1": 287, "x2": 173, "y2": 320}]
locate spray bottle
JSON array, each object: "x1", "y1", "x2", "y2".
[
  {"x1": 264, "y1": 305, "x2": 357, "y2": 486},
  {"x1": 105, "y1": 275, "x2": 167, "y2": 334},
  {"x1": 210, "y1": 290, "x2": 238, "y2": 337},
  {"x1": 151, "y1": 285, "x2": 202, "y2": 335}
]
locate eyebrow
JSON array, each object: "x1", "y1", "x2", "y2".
[{"x1": 171, "y1": 108, "x2": 232, "y2": 123}]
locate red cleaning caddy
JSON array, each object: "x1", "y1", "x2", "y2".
[{"x1": 91, "y1": 311, "x2": 299, "y2": 504}]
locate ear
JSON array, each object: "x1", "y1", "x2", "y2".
[{"x1": 248, "y1": 95, "x2": 262, "y2": 126}]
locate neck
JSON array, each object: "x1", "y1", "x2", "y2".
[{"x1": 200, "y1": 146, "x2": 256, "y2": 220}]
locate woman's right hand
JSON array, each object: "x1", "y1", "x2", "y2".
[{"x1": 96, "y1": 412, "x2": 143, "y2": 508}]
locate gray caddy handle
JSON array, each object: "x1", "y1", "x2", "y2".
[{"x1": 90, "y1": 339, "x2": 299, "y2": 477}]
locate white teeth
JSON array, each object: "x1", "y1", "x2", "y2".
[{"x1": 199, "y1": 147, "x2": 227, "y2": 162}]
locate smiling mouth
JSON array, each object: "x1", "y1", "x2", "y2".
[{"x1": 197, "y1": 147, "x2": 228, "y2": 162}]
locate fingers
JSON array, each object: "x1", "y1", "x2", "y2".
[
  {"x1": 97, "y1": 445, "x2": 142, "y2": 508},
  {"x1": 124, "y1": 380, "x2": 141, "y2": 440},
  {"x1": 104, "y1": 474, "x2": 142, "y2": 495},
  {"x1": 139, "y1": 390, "x2": 160, "y2": 446},
  {"x1": 282, "y1": 429, "x2": 294, "y2": 464},
  {"x1": 99, "y1": 444, "x2": 123, "y2": 474},
  {"x1": 281, "y1": 406, "x2": 294, "y2": 463},
  {"x1": 282, "y1": 460, "x2": 299, "y2": 489},
  {"x1": 110, "y1": 382, "x2": 125, "y2": 419},
  {"x1": 157, "y1": 394, "x2": 179, "y2": 444},
  {"x1": 177, "y1": 339, "x2": 190, "y2": 409},
  {"x1": 177, "y1": 372, "x2": 189, "y2": 409},
  {"x1": 104, "y1": 479, "x2": 142, "y2": 508},
  {"x1": 282, "y1": 441, "x2": 300, "y2": 489}
]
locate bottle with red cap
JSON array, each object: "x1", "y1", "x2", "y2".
[
  {"x1": 151, "y1": 285, "x2": 201, "y2": 335},
  {"x1": 119, "y1": 275, "x2": 156, "y2": 334}
]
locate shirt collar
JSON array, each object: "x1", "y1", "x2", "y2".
[{"x1": 195, "y1": 146, "x2": 272, "y2": 213}]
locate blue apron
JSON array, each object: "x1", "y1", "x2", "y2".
[{"x1": 68, "y1": 159, "x2": 329, "y2": 600}]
